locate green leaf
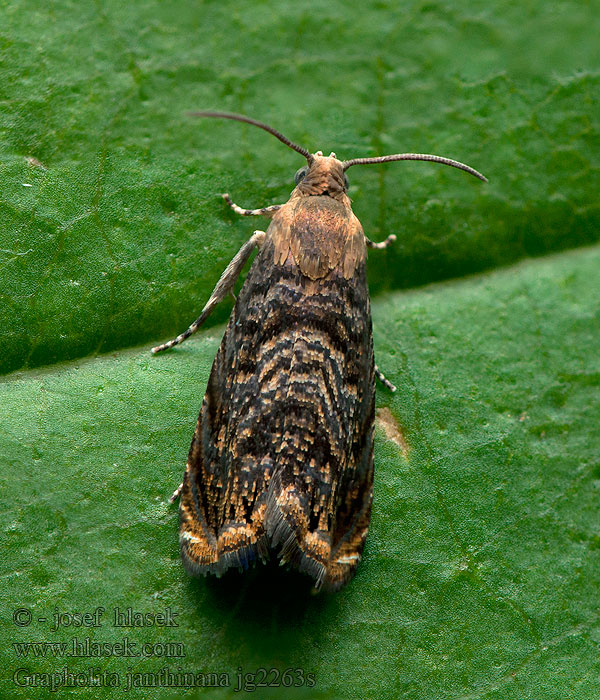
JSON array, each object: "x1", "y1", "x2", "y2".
[
  {"x1": 2, "y1": 2, "x2": 599, "y2": 698},
  {"x1": 1, "y1": 1, "x2": 599, "y2": 373},
  {"x1": 2, "y1": 245, "x2": 598, "y2": 700}
]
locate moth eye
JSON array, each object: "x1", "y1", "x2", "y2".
[
  {"x1": 343, "y1": 173, "x2": 349, "y2": 189},
  {"x1": 294, "y1": 166, "x2": 308, "y2": 184}
]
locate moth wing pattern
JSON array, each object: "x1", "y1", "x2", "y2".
[{"x1": 179, "y1": 195, "x2": 376, "y2": 591}]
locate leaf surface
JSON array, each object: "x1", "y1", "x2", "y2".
[{"x1": 2, "y1": 245, "x2": 598, "y2": 699}]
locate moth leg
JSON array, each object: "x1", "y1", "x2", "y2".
[
  {"x1": 169, "y1": 482, "x2": 183, "y2": 503},
  {"x1": 151, "y1": 230, "x2": 266, "y2": 354},
  {"x1": 375, "y1": 364, "x2": 397, "y2": 392},
  {"x1": 222, "y1": 193, "x2": 282, "y2": 217},
  {"x1": 365, "y1": 234, "x2": 396, "y2": 249}
]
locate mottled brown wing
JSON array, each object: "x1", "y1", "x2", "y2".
[{"x1": 179, "y1": 197, "x2": 375, "y2": 591}]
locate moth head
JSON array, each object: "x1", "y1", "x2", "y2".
[
  {"x1": 188, "y1": 111, "x2": 488, "y2": 191},
  {"x1": 293, "y1": 152, "x2": 349, "y2": 198}
]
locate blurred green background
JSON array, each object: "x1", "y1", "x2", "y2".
[{"x1": 1, "y1": 1, "x2": 599, "y2": 699}]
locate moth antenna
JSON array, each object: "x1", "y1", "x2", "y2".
[
  {"x1": 342, "y1": 153, "x2": 488, "y2": 182},
  {"x1": 188, "y1": 111, "x2": 311, "y2": 160}
]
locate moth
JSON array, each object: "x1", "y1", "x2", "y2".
[{"x1": 152, "y1": 112, "x2": 486, "y2": 591}]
